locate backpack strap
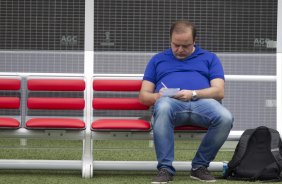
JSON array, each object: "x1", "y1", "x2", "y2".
[
  {"x1": 268, "y1": 128, "x2": 282, "y2": 178},
  {"x1": 228, "y1": 128, "x2": 256, "y2": 169}
]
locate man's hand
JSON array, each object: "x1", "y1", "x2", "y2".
[
  {"x1": 173, "y1": 78, "x2": 225, "y2": 101},
  {"x1": 174, "y1": 90, "x2": 192, "y2": 101},
  {"x1": 159, "y1": 87, "x2": 166, "y2": 96}
]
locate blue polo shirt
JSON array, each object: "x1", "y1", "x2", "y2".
[{"x1": 143, "y1": 45, "x2": 225, "y2": 92}]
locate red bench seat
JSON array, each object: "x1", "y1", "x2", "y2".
[
  {"x1": 175, "y1": 125, "x2": 207, "y2": 131},
  {"x1": 0, "y1": 117, "x2": 20, "y2": 128},
  {"x1": 26, "y1": 118, "x2": 85, "y2": 129},
  {"x1": 92, "y1": 119, "x2": 206, "y2": 132},
  {"x1": 92, "y1": 119, "x2": 151, "y2": 131}
]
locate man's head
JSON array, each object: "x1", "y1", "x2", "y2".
[{"x1": 170, "y1": 20, "x2": 197, "y2": 60}]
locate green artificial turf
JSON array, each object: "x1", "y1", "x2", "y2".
[
  {"x1": 0, "y1": 138, "x2": 260, "y2": 183},
  {"x1": 0, "y1": 170, "x2": 262, "y2": 184}
]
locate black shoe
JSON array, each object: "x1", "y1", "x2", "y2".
[
  {"x1": 190, "y1": 167, "x2": 216, "y2": 182},
  {"x1": 152, "y1": 168, "x2": 173, "y2": 184}
]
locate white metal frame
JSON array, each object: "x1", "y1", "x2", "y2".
[
  {"x1": 89, "y1": 74, "x2": 257, "y2": 174},
  {"x1": 83, "y1": 0, "x2": 94, "y2": 178},
  {"x1": 88, "y1": 0, "x2": 282, "y2": 175},
  {"x1": 0, "y1": 74, "x2": 87, "y2": 177},
  {"x1": 0, "y1": 0, "x2": 280, "y2": 179},
  {"x1": 276, "y1": 0, "x2": 282, "y2": 133}
]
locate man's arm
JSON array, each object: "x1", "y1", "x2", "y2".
[
  {"x1": 139, "y1": 80, "x2": 161, "y2": 106},
  {"x1": 196, "y1": 78, "x2": 225, "y2": 100},
  {"x1": 174, "y1": 78, "x2": 225, "y2": 101}
]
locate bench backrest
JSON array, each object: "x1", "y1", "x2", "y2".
[
  {"x1": 25, "y1": 77, "x2": 86, "y2": 129},
  {"x1": 91, "y1": 78, "x2": 207, "y2": 132},
  {"x1": 92, "y1": 78, "x2": 151, "y2": 131},
  {"x1": 0, "y1": 77, "x2": 21, "y2": 128}
]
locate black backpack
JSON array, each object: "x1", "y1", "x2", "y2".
[{"x1": 224, "y1": 126, "x2": 282, "y2": 181}]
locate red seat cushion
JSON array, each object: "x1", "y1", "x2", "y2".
[
  {"x1": 28, "y1": 79, "x2": 85, "y2": 91},
  {"x1": 0, "y1": 117, "x2": 20, "y2": 128},
  {"x1": 0, "y1": 79, "x2": 21, "y2": 90},
  {"x1": 27, "y1": 98, "x2": 85, "y2": 110},
  {"x1": 0, "y1": 97, "x2": 20, "y2": 109},
  {"x1": 175, "y1": 125, "x2": 207, "y2": 131},
  {"x1": 92, "y1": 119, "x2": 151, "y2": 131},
  {"x1": 93, "y1": 80, "x2": 142, "y2": 91},
  {"x1": 26, "y1": 118, "x2": 85, "y2": 129},
  {"x1": 93, "y1": 98, "x2": 149, "y2": 110}
]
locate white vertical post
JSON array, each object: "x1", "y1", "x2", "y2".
[
  {"x1": 82, "y1": 0, "x2": 94, "y2": 178},
  {"x1": 277, "y1": 0, "x2": 282, "y2": 132}
]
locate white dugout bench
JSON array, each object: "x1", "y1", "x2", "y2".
[{"x1": 0, "y1": 73, "x2": 273, "y2": 178}]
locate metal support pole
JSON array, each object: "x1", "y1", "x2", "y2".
[
  {"x1": 0, "y1": 160, "x2": 82, "y2": 170},
  {"x1": 82, "y1": 0, "x2": 94, "y2": 179},
  {"x1": 276, "y1": 0, "x2": 282, "y2": 133},
  {"x1": 93, "y1": 161, "x2": 224, "y2": 172}
]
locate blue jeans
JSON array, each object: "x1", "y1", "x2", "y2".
[{"x1": 152, "y1": 97, "x2": 233, "y2": 175}]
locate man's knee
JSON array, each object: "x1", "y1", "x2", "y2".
[
  {"x1": 220, "y1": 110, "x2": 234, "y2": 130},
  {"x1": 154, "y1": 97, "x2": 174, "y2": 115}
]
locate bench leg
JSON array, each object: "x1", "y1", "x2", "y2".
[{"x1": 82, "y1": 131, "x2": 93, "y2": 178}]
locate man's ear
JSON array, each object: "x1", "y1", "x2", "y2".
[{"x1": 193, "y1": 36, "x2": 197, "y2": 43}]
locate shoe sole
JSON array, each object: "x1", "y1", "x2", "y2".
[
  {"x1": 151, "y1": 181, "x2": 172, "y2": 184},
  {"x1": 190, "y1": 176, "x2": 216, "y2": 182}
]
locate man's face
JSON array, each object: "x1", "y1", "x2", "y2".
[{"x1": 170, "y1": 29, "x2": 195, "y2": 60}]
